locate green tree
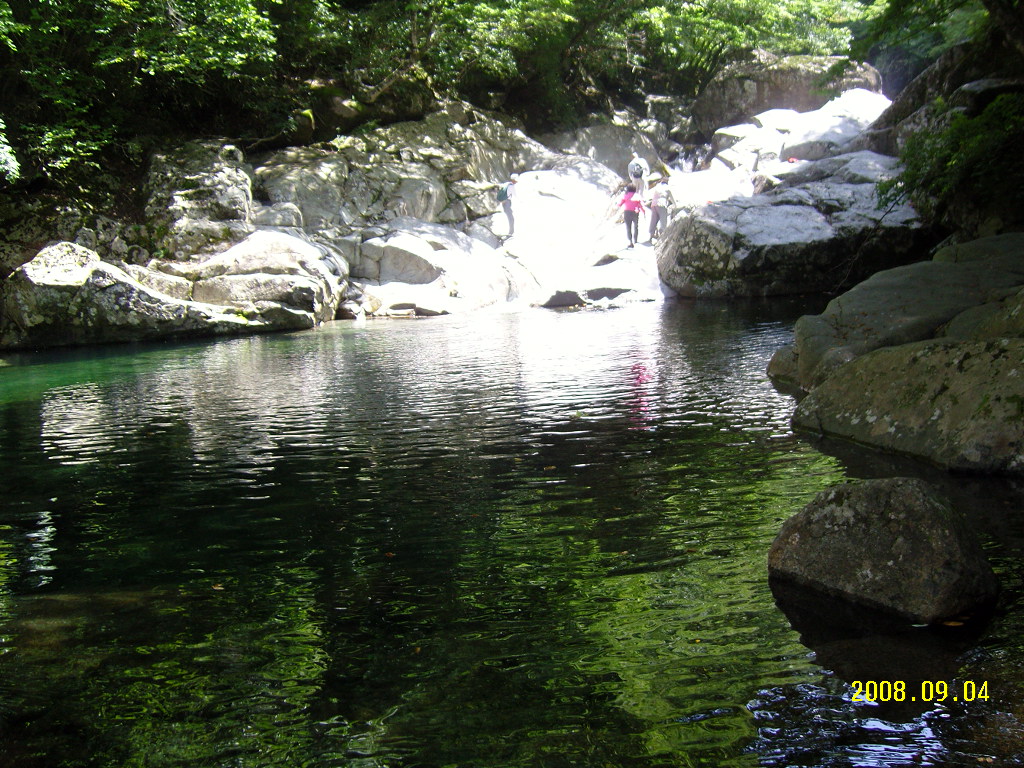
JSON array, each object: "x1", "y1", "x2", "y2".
[
  {"x1": 631, "y1": 0, "x2": 870, "y2": 96},
  {"x1": 0, "y1": 0, "x2": 922, "y2": 200},
  {"x1": 879, "y1": 93, "x2": 1024, "y2": 225},
  {"x1": 1, "y1": 0, "x2": 280, "y2": 194}
]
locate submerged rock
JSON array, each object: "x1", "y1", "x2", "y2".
[{"x1": 768, "y1": 477, "x2": 998, "y2": 624}]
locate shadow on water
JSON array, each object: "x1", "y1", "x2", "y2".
[{"x1": 770, "y1": 577, "x2": 988, "y2": 718}]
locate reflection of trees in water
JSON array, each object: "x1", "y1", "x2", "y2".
[{"x1": 4, "y1": 300, "x2": 1016, "y2": 765}]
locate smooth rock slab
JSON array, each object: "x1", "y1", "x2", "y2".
[
  {"x1": 768, "y1": 235, "x2": 1024, "y2": 391},
  {"x1": 768, "y1": 478, "x2": 998, "y2": 623}
]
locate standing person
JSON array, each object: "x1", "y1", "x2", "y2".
[
  {"x1": 497, "y1": 173, "x2": 519, "y2": 238},
  {"x1": 617, "y1": 184, "x2": 646, "y2": 249},
  {"x1": 647, "y1": 176, "x2": 675, "y2": 242},
  {"x1": 626, "y1": 151, "x2": 650, "y2": 195}
]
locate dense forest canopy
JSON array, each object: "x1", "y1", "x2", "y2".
[{"x1": 0, "y1": 0, "x2": 1015, "y2": 205}]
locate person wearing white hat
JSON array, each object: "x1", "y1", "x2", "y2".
[{"x1": 626, "y1": 152, "x2": 649, "y2": 195}]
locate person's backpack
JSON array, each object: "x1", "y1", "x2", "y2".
[
  {"x1": 497, "y1": 182, "x2": 511, "y2": 202},
  {"x1": 628, "y1": 160, "x2": 643, "y2": 178}
]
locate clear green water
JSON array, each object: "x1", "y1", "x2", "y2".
[{"x1": 0, "y1": 300, "x2": 1022, "y2": 767}]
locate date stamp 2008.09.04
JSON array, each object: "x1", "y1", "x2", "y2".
[{"x1": 850, "y1": 680, "x2": 990, "y2": 704}]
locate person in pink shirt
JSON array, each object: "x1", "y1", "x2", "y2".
[{"x1": 617, "y1": 184, "x2": 647, "y2": 248}]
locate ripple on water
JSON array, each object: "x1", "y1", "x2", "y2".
[{"x1": 0, "y1": 301, "x2": 1021, "y2": 767}]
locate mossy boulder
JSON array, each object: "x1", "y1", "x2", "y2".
[
  {"x1": 792, "y1": 338, "x2": 1024, "y2": 473},
  {"x1": 768, "y1": 233, "x2": 1024, "y2": 391}
]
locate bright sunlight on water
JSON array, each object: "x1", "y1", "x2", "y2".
[{"x1": 0, "y1": 300, "x2": 1023, "y2": 767}]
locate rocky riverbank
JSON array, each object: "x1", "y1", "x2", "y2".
[
  {"x1": 764, "y1": 40, "x2": 1024, "y2": 476},
  {"x1": 762, "y1": 35, "x2": 1024, "y2": 625},
  {"x1": 2, "y1": 45, "x2": 1021, "y2": 481},
  {"x1": 1, "y1": 54, "x2": 913, "y2": 349}
]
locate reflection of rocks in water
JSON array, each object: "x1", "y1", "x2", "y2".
[
  {"x1": 769, "y1": 577, "x2": 988, "y2": 720},
  {"x1": 7, "y1": 591, "x2": 159, "y2": 657}
]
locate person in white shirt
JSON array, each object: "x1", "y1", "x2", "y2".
[
  {"x1": 498, "y1": 173, "x2": 519, "y2": 237},
  {"x1": 647, "y1": 176, "x2": 674, "y2": 242},
  {"x1": 626, "y1": 152, "x2": 650, "y2": 195}
]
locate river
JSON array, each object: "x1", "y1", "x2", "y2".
[{"x1": 0, "y1": 299, "x2": 1022, "y2": 767}]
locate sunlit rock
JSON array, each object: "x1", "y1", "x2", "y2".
[
  {"x1": 655, "y1": 150, "x2": 925, "y2": 298},
  {"x1": 353, "y1": 218, "x2": 538, "y2": 316},
  {"x1": 691, "y1": 53, "x2": 882, "y2": 139},
  {"x1": 119, "y1": 263, "x2": 193, "y2": 300},
  {"x1": 144, "y1": 141, "x2": 256, "y2": 258},
  {"x1": 779, "y1": 89, "x2": 893, "y2": 161},
  {"x1": 0, "y1": 242, "x2": 310, "y2": 349},
  {"x1": 711, "y1": 89, "x2": 892, "y2": 172},
  {"x1": 184, "y1": 230, "x2": 345, "y2": 322}
]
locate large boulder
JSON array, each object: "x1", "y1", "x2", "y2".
[
  {"x1": 253, "y1": 102, "x2": 566, "y2": 232},
  {"x1": 850, "y1": 31, "x2": 1024, "y2": 238},
  {"x1": 768, "y1": 232, "x2": 1024, "y2": 473},
  {"x1": 791, "y1": 338, "x2": 1024, "y2": 473},
  {"x1": 768, "y1": 477, "x2": 998, "y2": 623},
  {"x1": 655, "y1": 150, "x2": 926, "y2": 298},
  {"x1": 691, "y1": 52, "x2": 882, "y2": 139},
  {"x1": 0, "y1": 242, "x2": 311, "y2": 349},
  {"x1": 186, "y1": 230, "x2": 344, "y2": 322},
  {"x1": 712, "y1": 89, "x2": 893, "y2": 171},
  {"x1": 144, "y1": 141, "x2": 256, "y2": 258},
  {"x1": 768, "y1": 233, "x2": 1024, "y2": 390},
  {"x1": 853, "y1": 37, "x2": 1018, "y2": 158},
  {"x1": 352, "y1": 217, "x2": 538, "y2": 316}
]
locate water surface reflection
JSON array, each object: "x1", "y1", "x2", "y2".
[{"x1": 0, "y1": 300, "x2": 1021, "y2": 767}]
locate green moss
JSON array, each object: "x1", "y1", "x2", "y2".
[{"x1": 975, "y1": 392, "x2": 993, "y2": 418}]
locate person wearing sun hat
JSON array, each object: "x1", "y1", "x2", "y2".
[{"x1": 626, "y1": 151, "x2": 650, "y2": 195}]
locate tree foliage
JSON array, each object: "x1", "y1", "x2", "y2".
[
  {"x1": 879, "y1": 93, "x2": 1024, "y2": 224},
  {"x1": 0, "y1": 0, "x2": 956, "y2": 199}
]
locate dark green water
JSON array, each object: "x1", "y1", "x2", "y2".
[{"x1": 0, "y1": 300, "x2": 1022, "y2": 767}]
